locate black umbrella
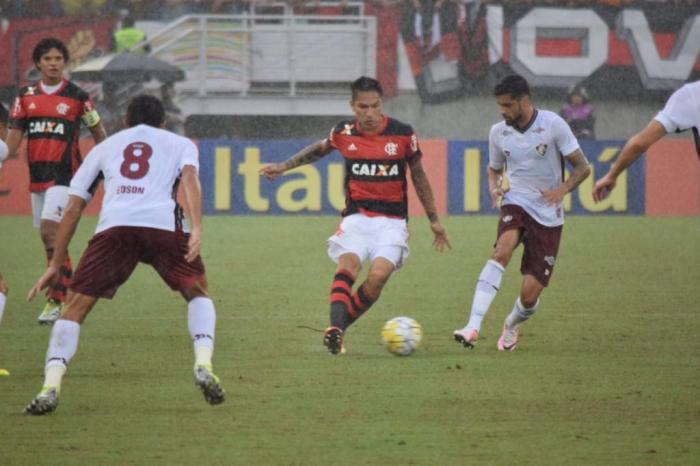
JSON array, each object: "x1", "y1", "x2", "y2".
[{"x1": 70, "y1": 53, "x2": 185, "y2": 83}]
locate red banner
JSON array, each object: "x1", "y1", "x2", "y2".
[
  {"x1": 370, "y1": 2, "x2": 700, "y2": 103},
  {"x1": 0, "y1": 16, "x2": 116, "y2": 87}
]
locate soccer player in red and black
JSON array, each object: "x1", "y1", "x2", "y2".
[
  {"x1": 4, "y1": 37, "x2": 107, "y2": 324},
  {"x1": 260, "y1": 76, "x2": 451, "y2": 354}
]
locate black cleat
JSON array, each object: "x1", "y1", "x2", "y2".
[
  {"x1": 24, "y1": 387, "x2": 59, "y2": 415},
  {"x1": 323, "y1": 326, "x2": 345, "y2": 355},
  {"x1": 195, "y1": 365, "x2": 226, "y2": 405}
]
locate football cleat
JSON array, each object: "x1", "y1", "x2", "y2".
[
  {"x1": 24, "y1": 387, "x2": 59, "y2": 415},
  {"x1": 453, "y1": 327, "x2": 479, "y2": 349},
  {"x1": 323, "y1": 326, "x2": 345, "y2": 355},
  {"x1": 37, "y1": 299, "x2": 63, "y2": 325},
  {"x1": 194, "y1": 365, "x2": 226, "y2": 405},
  {"x1": 497, "y1": 324, "x2": 520, "y2": 351}
]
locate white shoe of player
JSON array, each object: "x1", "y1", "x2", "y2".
[
  {"x1": 453, "y1": 327, "x2": 479, "y2": 349},
  {"x1": 497, "y1": 324, "x2": 520, "y2": 351}
]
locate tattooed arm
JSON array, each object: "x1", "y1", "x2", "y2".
[
  {"x1": 408, "y1": 157, "x2": 451, "y2": 251},
  {"x1": 259, "y1": 139, "x2": 334, "y2": 180},
  {"x1": 541, "y1": 149, "x2": 591, "y2": 204}
]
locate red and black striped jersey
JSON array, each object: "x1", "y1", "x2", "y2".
[
  {"x1": 329, "y1": 115, "x2": 421, "y2": 219},
  {"x1": 10, "y1": 80, "x2": 98, "y2": 192}
]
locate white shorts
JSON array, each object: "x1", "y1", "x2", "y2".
[
  {"x1": 327, "y1": 214, "x2": 410, "y2": 270},
  {"x1": 30, "y1": 185, "x2": 70, "y2": 228}
]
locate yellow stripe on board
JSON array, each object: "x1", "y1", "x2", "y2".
[
  {"x1": 464, "y1": 148, "x2": 481, "y2": 212},
  {"x1": 215, "y1": 147, "x2": 232, "y2": 210}
]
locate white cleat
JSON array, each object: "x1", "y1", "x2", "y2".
[
  {"x1": 453, "y1": 327, "x2": 479, "y2": 349},
  {"x1": 497, "y1": 324, "x2": 519, "y2": 351}
]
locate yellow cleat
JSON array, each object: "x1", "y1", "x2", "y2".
[{"x1": 37, "y1": 299, "x2": 63, "y2": 325}]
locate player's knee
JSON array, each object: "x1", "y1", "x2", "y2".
[
  {"x1": 365, "y1": 274, "x2": 389, "y2": 298},
  {"x1": 520, "y1": 290, "x2": 540, "y2": 309},
  {"x1": 40, "y1": 227, "x2": 56, "y2": 247},
  {"x1": 181, "y1": 280, "x2": 208, "y2": 302},
  {"x1": 338, "y1": 254, "x2": 362, "y2": 275},
  {"x1": 490, "y1": 248, "x2": 511, "y2": 267}
]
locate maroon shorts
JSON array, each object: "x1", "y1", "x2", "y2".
[
  {"x1": 71, "y1": 226, "x2": 205, "y2": 299},
  {"x1": 496, "y1": 204, "x2": 563, "y2": 287}
]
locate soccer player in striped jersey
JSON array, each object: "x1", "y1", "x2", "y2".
[
  {"x1": 453, "y1": 75, "x2": 591, "y2": 351},
  {"x1": 260, "y1": 76, "x2": 451, "y2": 355},
  {"x1": 4, "y1": 37, "x2": 107, "y2": 325},
  {"x1": 593, "y1": 79, "x2": 700, "y2": 202}
]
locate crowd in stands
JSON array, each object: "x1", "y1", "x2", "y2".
[
  {"x1": 0, "y1": 1, "x2": 357, "y2": 18},
  {"x1": 2, "y1": 1, "x2": 696, "y2": 19}
]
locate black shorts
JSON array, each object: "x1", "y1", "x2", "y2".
[
  {"x1": 496, "y1": 204, "x2": 563, "y2": 287},
  {"x1": 71, "y1": 226, "x2": 205, "y2": 299}
]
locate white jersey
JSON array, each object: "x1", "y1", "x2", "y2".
[
  {"x1": 654, "y1": 80, "x2": 700, "y2": 155},
  {"x1": 0, "y1": 139, "x2": 8, "y2": 166},
  {"x1": 70, "y1": 124, "x2": 199, "y2": 234},
  {"x1": 489, "y1": 109, "x2": 580, "y2": 227}
]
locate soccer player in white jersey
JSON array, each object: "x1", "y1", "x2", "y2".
[
  {"x1": 23, "y1": 95, "x2": 225, "y2": 415},
  {"x1": 593, "y1": 79, "x2": 700, "y2": 202},
  {"x1": 0, "y1": 106, "x2": 8, "y2": 376},
  {"x1": 0, "y1": 272, "x2": 8, "y2": 377},
  {"x1": 453, "y1": 75, "x2": 591, "y2": 351}
]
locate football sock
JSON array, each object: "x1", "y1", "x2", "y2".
[
  {"x1": 329, "y1": 269, "x2": 356, "y2": 331},
  {"x1": 0, "y1": 292, "x2": 6, "y2": 324},
  {"x1": 188, "y1": 297, "x2": 216, "y2": 367},
  {"x1": 349, "y1": 283, "x2": 377, "y2": 323},
  {"x1": 44, "y1": 319, "x2": 81, "y2": 391},
  {"x1": 466, "y1": 260, "x2": 505, "y2": 331},
  {"x1": 505, "y1": 297, "x2": 539, "y2": 330},
  {"x1": 45, "y1": 248, "x2": 72, "y2": 303}
]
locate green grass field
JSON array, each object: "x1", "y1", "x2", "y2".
[{"x1": 0, "y1": 215, "x2": 698, "y2": 466}]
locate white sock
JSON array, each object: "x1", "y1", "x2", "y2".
[
  {"x1": 466, "y1": 260, "x2": 505, "y2": 332},
  {"x1": 0, "y1": 292, "x2": 6, "y2": 324},
  {"x1": 44, "y1": 365, "x2": 67, "y2": 391},
  {"x1": 188, "y1": 297, "x2": 216, "y2": 368},
  {"x1": 505, "y1": 297, "x2": 539, "y2": 330},
  {"x1": 44, "y1": 319, "x2": 81, "y2": 391}
]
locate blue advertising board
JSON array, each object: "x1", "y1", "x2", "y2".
[{"x1": 198, "y1": 139, "x2": 645, "y2": 215}]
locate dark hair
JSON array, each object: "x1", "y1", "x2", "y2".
[
  {"x1": 32, "y1": 37, "x2": 70, "y2": 65},
  {"x1": 567, "y1": 84, "x2": 589, "y2": 102},
  {"x1": 494, "y1": 75, "x2": 530, "y2": 99},
  {"x1": 0, "y1": 103, "x2": 8, "y2": 125},
  {"x1": 126, "y1": 94, "x2": 165, "y2": 128},
  {"x1": 351, "y1": 76, "x2": 383, "y2": 101}
]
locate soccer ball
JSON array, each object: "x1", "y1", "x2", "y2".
[{"x1": 381, "y1": 316, "x2": 423, "y2": 356}]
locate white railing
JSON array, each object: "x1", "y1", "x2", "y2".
[{"x1": 131, "y1": 13, "x2": 377, "y2": 98}]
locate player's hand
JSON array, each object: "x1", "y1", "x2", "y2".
[
  {"x1": 259, "y1": 163, "x2": 287, "y2": 181},
  {"x1": 430, "y1": 221, "x2": 451, "y2": 252},
  {"x1": 593, "y1": 173, "x2": 616, "y2": 203},
  {"x1": 540, "y1": 185, "x2": 567, "y2": 205},
  {"x1": 27, "y1": 265, "x2": 60, "y2": 302},
  {"x1": 489, "y1": 175, "x2": 508, "y2": 208},
  {"x1": 489, "y1": 186, "x2": 508, "y2": 209},
  {"x1": 186, "y1": 226, "x2": 201, "y2": 263}
]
